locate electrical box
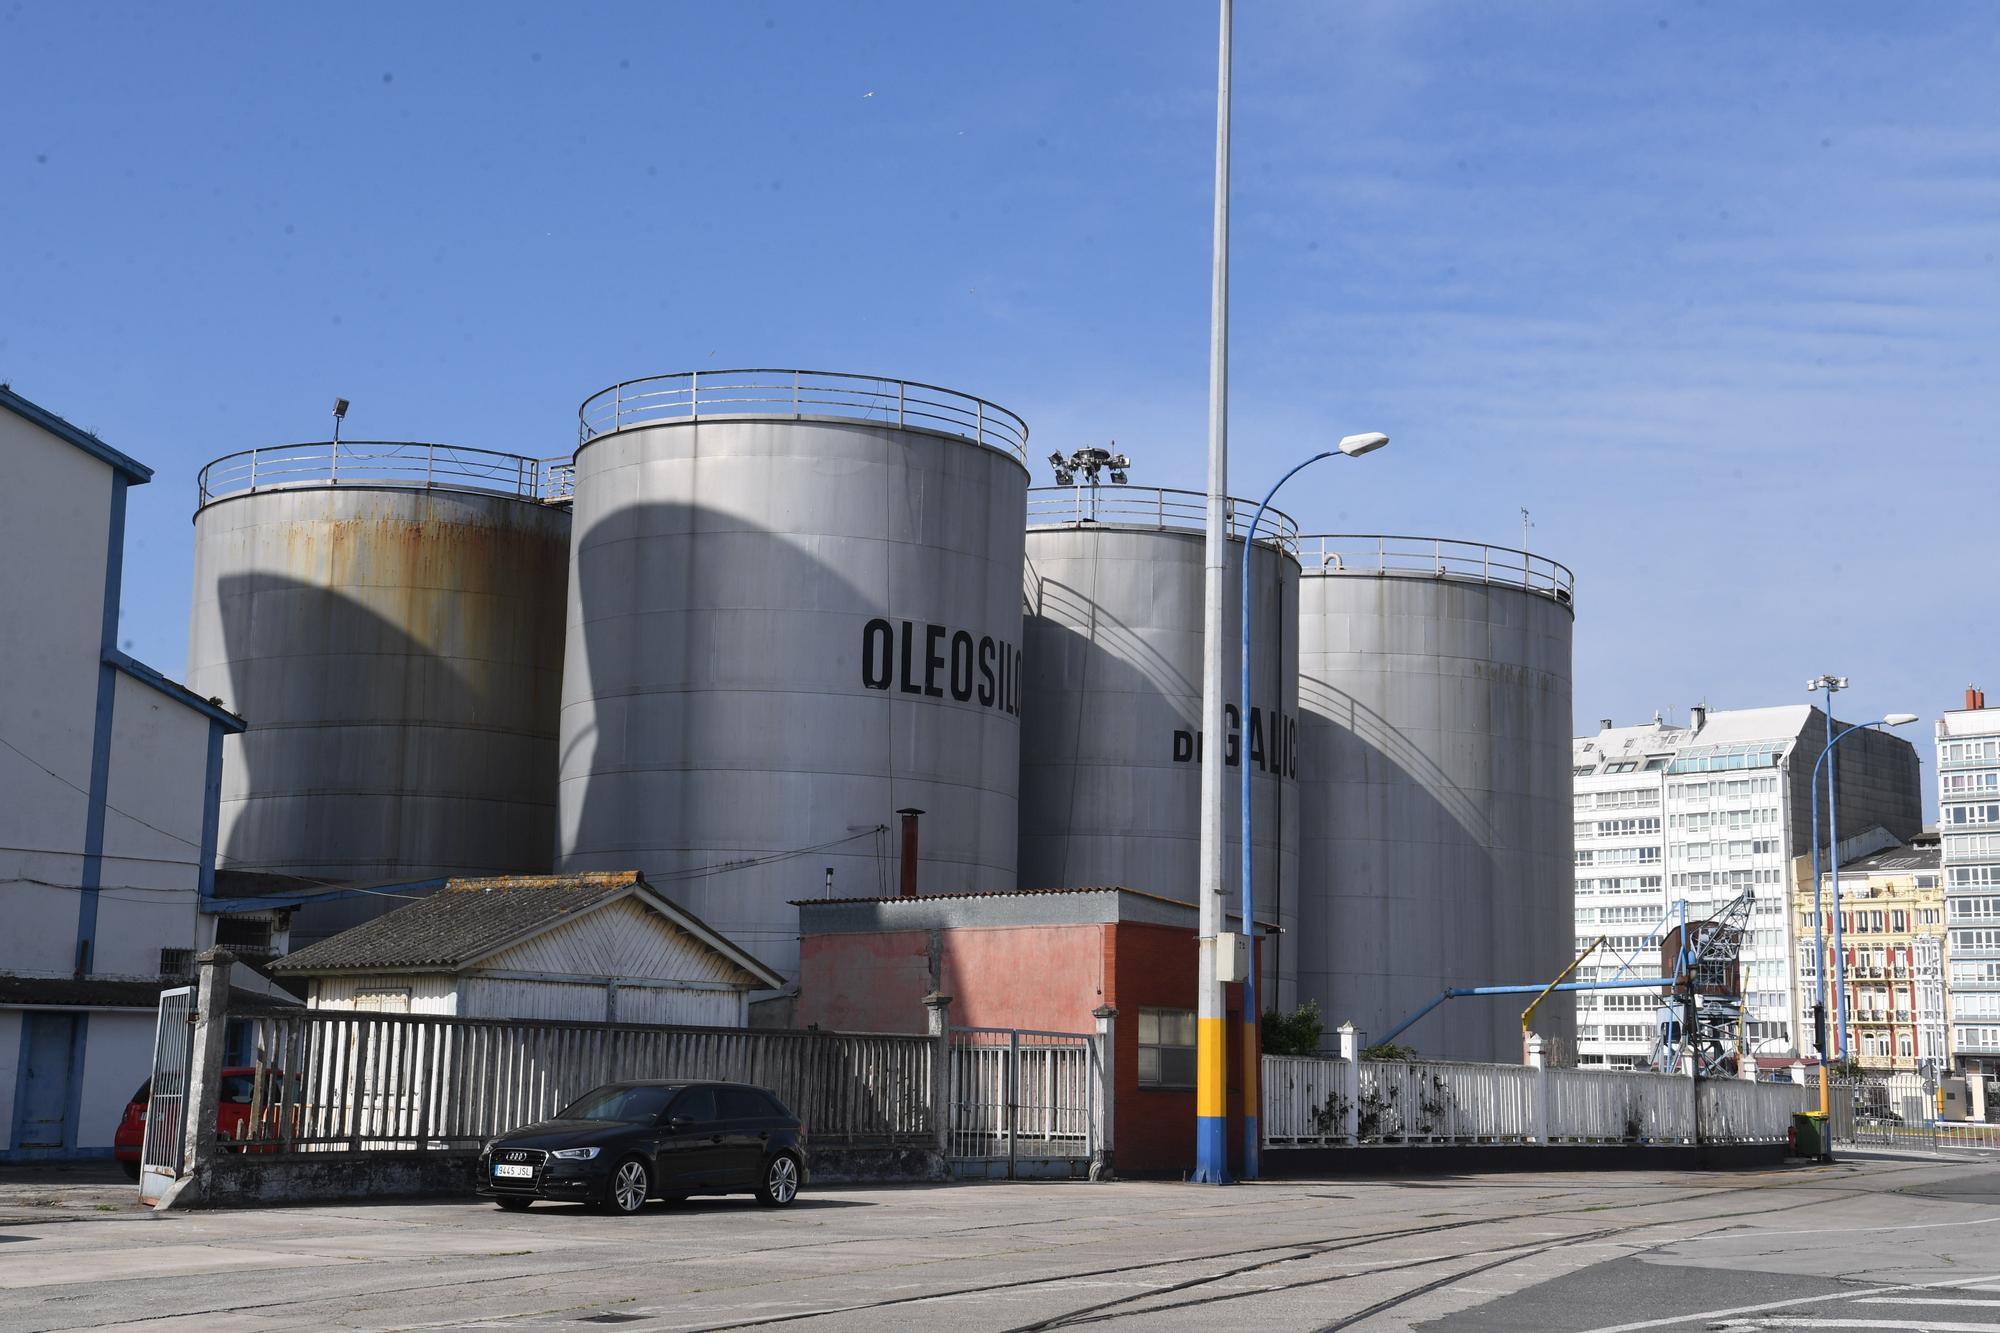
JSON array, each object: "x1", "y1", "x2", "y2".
[
  {"x1": 1215, "y1": 932, "x2": 1250, "y2": 984},
  {"x1": 1940, "y1": 1077, "x2": 1972, "y2": 1122}
]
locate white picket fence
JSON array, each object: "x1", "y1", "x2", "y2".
[{"x1": 1264, "y1": 1051, "x2": 1809, "y2": 1148}]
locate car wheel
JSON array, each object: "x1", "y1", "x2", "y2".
[
  {"x1": 119, "y1": 1159, "x2": 141, "y2": 1182},
  {"x1": 756, "y1": 1153, "x2": 801, "y2": 1208},
  {"x1": 494, "y1": 1196, "x2": 533, "y2": 1212},
  {"x1": 606, "y1": 1157, "x2": 651, "y2": 1215}
]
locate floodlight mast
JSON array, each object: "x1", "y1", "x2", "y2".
[{"x1": 1049, "y1": 444, "x2": 1132, "y2": 519}]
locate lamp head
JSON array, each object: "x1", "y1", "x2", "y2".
[
  {"x1": 1883, "y1": 713, "x2": 1919, "y2": 727},
  {"x1": 332, "y1": 398, "x2": 350, "y2": 419},
  {"x1": 1337, "y1": 431, "x2": 1389, "y2": 457}
]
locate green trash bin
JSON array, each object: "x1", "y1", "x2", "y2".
[{"x1": 1792, "y1": 1111, "x2": 1827, "y2": 1159}]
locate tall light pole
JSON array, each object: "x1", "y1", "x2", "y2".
[
  {"x1": 1237, "y1": 434, "x2": 1386, "y2": 1178},
  {"x1": 1807, "y1": 674, "x2": 1849, "y2": 1057},
  {"x1": 1809, "y1": 712, "x2": 1918, "y2": 1115},
  {"x1": 1193, "y1": 0, "x2": 1234, "y2": 1185}
]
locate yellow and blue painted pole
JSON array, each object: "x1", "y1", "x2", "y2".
[{"x1": 1193, "y1": 0, "x2": 1233, "y2": 1187}]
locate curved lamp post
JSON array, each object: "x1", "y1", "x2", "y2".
[
  {"x1": 1811, "y1": 712, "x2": 1918, "y2": 1115},
  {"x1": 1238, "y1": 431, "x2": 1387, "y2": 1177}
]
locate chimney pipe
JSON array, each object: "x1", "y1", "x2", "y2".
[
  {"x1": 896, "y1": 808, "x2": 925, "y2": 898},
  {"x1": 1599, "y1": 718, "x2": 1613, "y2": 732},
  {"x1": 1970, "y1": 685, "x2": 1986, "y2": 711},
  {"x1": 1690, "y1": 704, "x2": 1707, "y2": 732}
]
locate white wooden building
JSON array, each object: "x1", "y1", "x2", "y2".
[{"x1": 269, "y1": 872, "x2": 783, "y2": 1026}]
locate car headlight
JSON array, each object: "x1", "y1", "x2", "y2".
[{"x1": 550, "y1": 1147, "x2": 601, "y2": 1161}]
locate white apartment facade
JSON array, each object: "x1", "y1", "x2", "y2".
[
  {"x1": 1939, "y1": 687, "x2": 2000, "y2": 1074},
  {"x1": 1572, "y1": 705, "x2": 1921, "y2": 1070}
]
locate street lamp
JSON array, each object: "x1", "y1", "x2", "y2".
[
  {"x1": 1810, "y1": 712, "x2": 1918, "y2": 1115},
  {"x1": 1237, "y1": 432, "x2": 1387, "y2": 1178}
]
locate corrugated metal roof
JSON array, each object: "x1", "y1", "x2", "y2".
[
  {"x1": 794, "y1": 884, "x2": 1280, "y2": 929},
  {"x1": 795, "y1": 885, "x2": 1188, "y2": 909}
]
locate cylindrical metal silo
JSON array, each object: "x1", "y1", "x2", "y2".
[
  {"x1": 187, "y1": 443, "x2": 573, "y2": 943},
  {"x1": 1295, "y1": 536, "x2": 1575, "y2": 1062},
  {"x1": 1019, "y1": 486, "x2": 1301, "y2": 1008},
  {"x1": 557, "y1": 370, "x2": 1030, "y2": 984}
]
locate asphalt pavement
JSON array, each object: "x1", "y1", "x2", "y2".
[{"x1": 0, "y1": 1149, "x2": 1995, "y2": 1331}]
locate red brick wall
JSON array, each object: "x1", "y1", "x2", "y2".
[{"x1": 1105, "y1": 922, "x2": 1256, "y2": 1176}]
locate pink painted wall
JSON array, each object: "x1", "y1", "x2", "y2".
[
  {"x1": 796, "y1": 930, "x2": 933, "y2": 1034},
  {"x1": 942, "y1": 926, "x2": 1107, "y2": 1032}
]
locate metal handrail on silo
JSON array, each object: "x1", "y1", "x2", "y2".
[
  {"x1": 574, "y1": 369, "x2": 1029, "y2": 464},
  {"x1": 1298, "y1": 534, "x2": 1576, "y2": 605},
  {"x1": 1025, "y1": 485, "x2": 1300, "y2": 557},
  {"x1": 196, "y1": 442, "x2": 564, "y2": 508}
]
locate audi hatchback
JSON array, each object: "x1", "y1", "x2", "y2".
[{"x1": 478, "y1": 1081, "x2": 807, "y2": 1214}]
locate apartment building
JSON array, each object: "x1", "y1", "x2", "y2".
[
  {"x1": 1572, "y1": 705, "x2": 1922, "y2": 1069},
  {"x1": 1940, "y1": 687, "x2": 2000, "y2": 1075},
  {"x1": 1792, "y1": 832, "x2": 1946, "y2": 1074}
]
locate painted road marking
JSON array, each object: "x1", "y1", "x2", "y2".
[
  {"x1": 1575, "y1": 1272, "x2": 2000, "y2": 1333},
  {"x1": 1720, "y1": 1312, "x2": 2000, "y2": 1320}
]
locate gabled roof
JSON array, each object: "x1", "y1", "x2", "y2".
[
  {"x1": 107, "y1": 649, "x2": 246, "y2": 732},
  {"x1": 269, "y1": 871, "x2": 783, "y2": 989},
  {"x1": 0, "y1": 384, "x2": 153, "y2": 484}
]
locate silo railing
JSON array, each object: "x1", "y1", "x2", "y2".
[
  {"x1": 1300, "y1": 534, "x2": 1575, "y2": 604},
  {"x1": 576, "y1": 369, "x2": 1029, "y2": 464},
  {"x1": 197, "y1": 442, "x2": 571, "y2": 507},
  {"x1": 1026, "y1": 485, "x2": 1300, "y2": 557}
]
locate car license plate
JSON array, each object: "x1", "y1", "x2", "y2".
[{"x1": 493, "y1": 1163, "x2": 534, "y2": 1178}]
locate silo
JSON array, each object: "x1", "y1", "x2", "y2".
[
  {"x1": 1296, "y1": 537, "x2": 1575, "y2": 1062},
  {"x1": 557, "y1": 370, "x2": 1029, "y2": 983},
  {"x1": 188, "y1": 443, "x2": 573, "y2": 943},
  {"x1": 1019, "y1": 486, "x2": 1301, "y2": 1008}
]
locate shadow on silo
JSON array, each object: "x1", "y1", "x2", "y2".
[
  {"x1": 1298, "y1": 674, "x2": 1512, "y2": 1059},
  {"x1": 563, "y1": 500, "x2": 922, "y2": 980},
  {"x1": 1019, "y1": 565, "x2": 1205, "y2": 891},
  {"x1": 215, "y1": 571, "x2": 559, "y2": 940}
]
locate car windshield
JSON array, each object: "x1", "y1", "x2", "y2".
[{"x1": 556, "y1": 1085, "x2": 677, "y2": 1124}]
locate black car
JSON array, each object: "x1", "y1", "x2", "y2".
[{"x1": 478, "y1": 1081, "x2": 807, "y2": 1214}]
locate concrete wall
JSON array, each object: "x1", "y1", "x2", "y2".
[
  {"x1": 1, "y1": 403, "x2": 225, "y2": 1158},
  {"x1": 95, "y1": 670, "x2": 211, "y2": 978},
  {"x1": 797, "y1": 930, "x2": 933, "y2": 1034},
  {"x1": 0, "y1": 409, "x2": 112, "y2": 978}
]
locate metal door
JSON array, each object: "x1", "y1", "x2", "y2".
[
  {"x1": 14, "y1": 1014, "x2": 78, "y2": 1149},
  {"x1": 138, "y1": 987, "x2": 195, "y2": 1203},
  {"x1": 947, "y1": 1028, "x2": 1095, "y2": 1180}
]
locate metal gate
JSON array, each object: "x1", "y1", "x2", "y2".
[
  {"x1": 947, "y1": 1027, "x2": 1095, "y2": 1179},
  {"x1": 138, "y1": 986, "x2": 194, "y2": 1203}
]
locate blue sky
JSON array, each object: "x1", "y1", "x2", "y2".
[{"x1": 4, "y1": 1, "x2": 1994, "y2": 780}]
